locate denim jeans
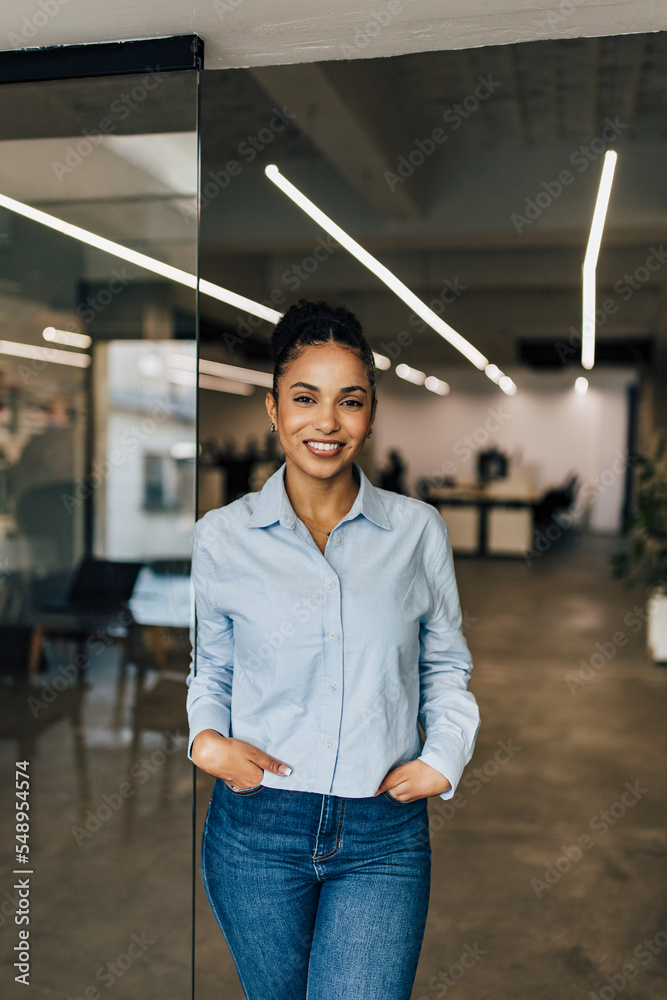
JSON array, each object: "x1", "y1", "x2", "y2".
[{"x1": 201, "y1": 778, "x2": 432, "y2": 1000}]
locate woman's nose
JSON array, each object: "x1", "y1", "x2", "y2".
[{"x1": 314, "y1": 407, "x2": 339, "y2": 433}]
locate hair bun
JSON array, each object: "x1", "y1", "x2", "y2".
[
  {"x1": 269, "y1": 298, "x2": 376, "y2": 400},
  {"x1": 270, "y1": 299, "x2": 365, "y2": 362}
]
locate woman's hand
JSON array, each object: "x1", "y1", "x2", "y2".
[
  {"x1": 191, "y1": 730, "x2": 292, "y2": 788},
  {"x1": 374, "y1": 759, "x2": 452, "y2": 802}
]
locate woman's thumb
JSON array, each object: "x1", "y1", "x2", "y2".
[{"x1": 256, "y1": 751, "x2": 292, "y2": 776}]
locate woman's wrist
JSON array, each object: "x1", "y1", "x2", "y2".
[{"x1": 192, "y1": 729, "x2": 227, "y2": 769}]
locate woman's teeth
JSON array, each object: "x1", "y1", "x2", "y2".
[{"x1": 306, "y1": 441, "x2": 343, "y2": 452}]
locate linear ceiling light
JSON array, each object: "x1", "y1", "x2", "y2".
[
  {"x1": 424, "y1": 375, "x2": 450, "y2": 396},
  {"x1": 265, "y1": 164, "x2": 490, "y2": 373},
  {"x1": 396, "y1": 363, "x2": 426, "y2": 385},
  {"x1": 0, "y1": 191, "x2": 281, "y2": 324},
  {"x1": 167, "y1": 366, "x2": 255, "y2": 396},
  {"x1": 582, "y1": 151, "x2": 617, "y2": 370},
  {"x1": 168, "y1": 352, "x2": 273, "y2": 388},
  {"x1": 43, "y1": 326, "x2": 92, "y2": 348},
  {"x1": 373, "y1": 352, "x2": 391, "y2": 370},
  {"x1": 0, "y1": 338, "x2": 91, "y2": 367}
]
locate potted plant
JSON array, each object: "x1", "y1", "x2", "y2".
[{"x1": 611, "y1": 435, "x2": 667, "y2": 663}]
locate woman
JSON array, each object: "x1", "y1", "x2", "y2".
[{"x1": 187, "y1": 299, "x2": 480, "y2": 1000}]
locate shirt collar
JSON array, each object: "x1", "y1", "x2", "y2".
[{"x1": 245, "y1": 461, "x2": 392, "y2": 531}]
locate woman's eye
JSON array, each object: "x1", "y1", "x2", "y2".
[
  {"x1": 343, "y1": 399, "x2": 363, "y2": 407},
  {"x1": 294, "y1": 395, "x2": 314, "y2": 403}
]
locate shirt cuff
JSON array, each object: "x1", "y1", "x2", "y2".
[
  {"x1": 418, "y1": 733, "x2": 471, "y2": 801},
  {"x1": 187, "y1": 706, "x2": 230, "y2": 761}
]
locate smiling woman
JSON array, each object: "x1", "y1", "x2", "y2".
[
  {"x1": 264, "y1": 300, "x2": 378, "y2": 545},
  {"x1": 187, "y1": 298, "x2": 480, "y2": 1000}
]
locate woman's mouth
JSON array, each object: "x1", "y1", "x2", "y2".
[{"x1": 304, "y1": 440, "x2": 345, "y2": 457}]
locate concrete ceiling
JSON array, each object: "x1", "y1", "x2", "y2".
[
  {"x1": 1, "y1": 0, "x2": 666, "y2": 69},
  {"x1": 1, "y1": 5, "x2": 666, "y2": 389}
]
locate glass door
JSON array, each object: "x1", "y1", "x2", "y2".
[{"x1": 0, "y1": 39, "x2": 200, "y2": 999}]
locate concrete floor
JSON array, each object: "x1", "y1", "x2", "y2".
[
  {"x1": 193, "y1": 534, "x2": 667, "y2": 1000},
  {"x1": 1, "y1": 533, "x2": 665, "y2": 998}
]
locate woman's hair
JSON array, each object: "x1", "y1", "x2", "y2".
[{"x1": 270, "y1": 299, "x2": 376, "y2": 402}]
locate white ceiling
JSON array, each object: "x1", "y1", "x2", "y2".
[{"x1": 1, "y1": 0, "x2": 666, "y2": 69}]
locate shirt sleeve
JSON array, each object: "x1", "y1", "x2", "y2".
[
  {"x1": 185, "y1": 517, "x2": 234, "y2": 760},
  {"x1": 417, "y1": 512, "x2": 480, "y2": 800}
]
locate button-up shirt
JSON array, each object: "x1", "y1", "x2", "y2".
[{"x1": 186, "y1": 461, "x2": 480, "y2": 800}]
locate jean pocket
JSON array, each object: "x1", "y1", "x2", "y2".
[
  {"x1": 223, "y1": 781, "x2": 264, "y2": 796},
  {"x1": 383, "y1": 789, "x2": 409, "y2": 805}
]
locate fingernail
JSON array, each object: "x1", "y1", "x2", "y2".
[{"x1": 278, "y1": 765, "x2": 292, "y2": 776}]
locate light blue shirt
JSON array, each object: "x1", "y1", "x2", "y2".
[{"x1": 186, "y1": 461, "x2": 480, "y2": 800}]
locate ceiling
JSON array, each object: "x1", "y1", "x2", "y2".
[
  {"x1": 0, "y1": 0, "x2": 666, "y2": 70},
  {"x1": 0, "y1": 28, "x2": 666, "y2": 392},
  {"x1": 195, "y1": 32, "x2": 667, "y2": 378}
]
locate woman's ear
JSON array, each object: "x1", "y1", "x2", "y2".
[{"x1": 265, "y1": 391, "x2": 276, "y2": 425}]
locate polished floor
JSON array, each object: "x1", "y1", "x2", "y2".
[{"x1": 1, "y1": 533, "x2": 665, "y2": 999}]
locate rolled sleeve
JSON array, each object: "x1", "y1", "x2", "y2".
[
  {"x1": 417, "y1": 514, "x2": 480, "y2": 800},
  {"x1": 186, "y1": 518, "x2": 234, "y2": 760}
]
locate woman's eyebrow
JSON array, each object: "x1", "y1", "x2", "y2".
[{"x1": 290, "y1": 381, "x2": 367, "y2": 394}]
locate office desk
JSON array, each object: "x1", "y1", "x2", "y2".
[{"x1": 429, "y1": 486, "x2": 539, "y2": 557}]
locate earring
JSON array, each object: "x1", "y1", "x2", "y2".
[
  {"x1": 367, "y1": 427, "x2": 374, "y2": 438},
  {"x1": 270, "y1": 422, "x2": 276, "y2": 433}
]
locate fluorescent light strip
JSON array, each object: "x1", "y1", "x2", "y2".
[
  {"x1": 0, "y1": 338, "x2": 91, "y2": 367},
  {"x1": 498, "y1": 375, "x2": 517, "y2": 396},
  {"x1": 373, "y1": 352, "x2": 391, "y2": 371},
  {"x1": 424, "y1": 376, "x2": 450, "y2": 396},
  {"x1": 396, "y1": 363, "x2": 426, "y2": 385},
  {"x1": 265, "y1": 165, "x2": 489, "y2": 372},
  {"x1": 43, "y1": 326, "x2": 92, "y2": 348},
  {"x1": 0, "y1": 191, "x2": 281, "y2": 324},
  {"x1": 168, "y1": 367, "x2": 254, "y2": 395},
  {"x1": 168, "y1": 352, "x2": 273, "y2": 388},
  {"x1": 582, "y1": 151, "x2": 617, "y2": 370}
]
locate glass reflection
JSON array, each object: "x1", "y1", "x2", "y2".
[{"x1": 0, "y1": 66, "x2": 198, "y2": 998}]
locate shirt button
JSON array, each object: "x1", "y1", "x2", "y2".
[
  {"x1": 329, "y1": 683, "x2": 336, "y2": 691},
  {"x1": 327, "y1": 580, "x2": 335, "y2": 590},
  {"x1": 332, "y1": 535, "x2": 341, "y2": 543},
  {"x1": 328, "y1": 631, "x2": 337, "y2": 640},
  {"x1": 326, "y1": 738, "x2": 333, "y2": 747}
]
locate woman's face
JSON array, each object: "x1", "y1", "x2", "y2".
[{"x1": 266, "y1": 342, "x2": 376, "y2": 483}]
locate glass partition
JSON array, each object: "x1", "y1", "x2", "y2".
[
  {"x1": 0, "y1": 51, "x2": 199, "y2": 999},
  {"x1": 192, "y1": 32, "x2": 665, "y2": 1000}
]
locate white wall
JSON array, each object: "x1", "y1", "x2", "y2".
[
  {"x1": 197, "y1": 367, "x2": 633, "y2": 532},
  {"x1": 373, "y1": 370, "x2": 633, "y2": 533}
]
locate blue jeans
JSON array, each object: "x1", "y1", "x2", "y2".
[{"x1": 201, "y1": 779, "x2": 432, "y2": 1000}]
